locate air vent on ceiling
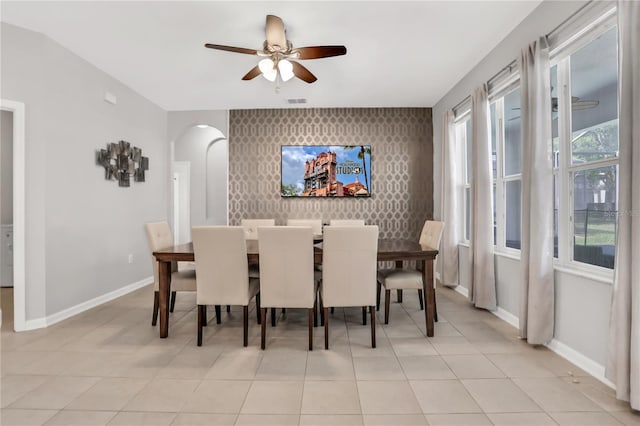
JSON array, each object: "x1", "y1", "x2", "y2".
[{"x1": 286, "y1": 98, "x2": 307, "y2": 104}]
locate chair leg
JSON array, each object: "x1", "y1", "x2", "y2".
[
  {"x1": 308, "y1": 308, "x2": 314, "y2": 351},
  {"x1": 331, "y1": 307, "x2": 335, "y2": 314},
  {"x1": 256, "y1": 292, "x2": 261, "y2": 324},
  {"x1": 261, "y1": 308, "x2": 267, "y2": 350},
  {"x1": 202, "y1": 305, "x2": 207, "y2": 327},
  {"x1": 227, "y1": 305, "x2": 231, "y2": 313},
  {"x1": 319, "y1": 296, "x2": 325, "y2": 326},
  {"x1": 215, "y1": 305, "x2": 221, "y2": 324},
  {"x1": 370, "y1": 305, "x2": 376, "y2": 348},
  {"x1": 418, "y1": 289, "x2": 424, "y2": 311},
  {"x1": 313, "y1": 297, "x2": 318, "y2": 327},
  {"x1": 397, "y1": 289, "x2": 403, "y2": 303},
  {"x1": 152, "y1": 291, "x2": 159, "y2": 326},
  {"x1": 170, "y1": 291, "x2": 177, "y2": 312},
  {"x1": 432, "y1": 287, "x2": 438, "y2": 322},
  {"x1": 197, "y1": 305, "x2": 204, "y2": 346},
  {"x1": 376, "y1": 282, "x2": 381, "y2": 311},
  {"x1": 243, "y1": 305, "x2": 249, "y2": 347},
  {"x1": 385, "y1": 289, "x2": 391, "y2": 324},
  {"x1": 324, "y1": 307, "x2": 329, "y2": 349},
  {"x1": 271, "y1": 308, "x2": 276, "y2": 327},
  {"x1": 362, "y1": 306, "x2": 367, "y2": 325}
]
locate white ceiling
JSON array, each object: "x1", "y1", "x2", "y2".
[{"x1": 1, "y1": 1, "x2": 543, "y2": 111}]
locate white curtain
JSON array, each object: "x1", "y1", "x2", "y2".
[
  {"x1": 518, "y1": 37, "x2": 555, "y2": 344},
  {"x1": 440, "y1": 110, "x2": 459, "y2": 287},
  {"x1": 469, "y1": 85, "x2": 496, "y2": 310},
  {"x1": 606, "y1": 0, "x2": 640, "y2": 410}
]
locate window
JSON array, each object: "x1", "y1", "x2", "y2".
[
  {"x1": 552, "y1": 25, "x2": 618, "y2": 270},
  {"x1": 490, "y1": 87, "x2": 523, "y2": 251}
]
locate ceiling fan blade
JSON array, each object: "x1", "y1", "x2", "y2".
[
  {"x1": 241, "y1": 65, "x2": 262, "y2": 80},
  {"x1": 204, "y1": 43, "x2": 258, "y2": 55},
  {"x1": 293, "y1": 45, "x2": 347, "y2": 60},
  {"x1": 266, "y1": 15, "x2": 287, "y2": 50},
  {"x1": 291, "y1": 61, "x2": 317, "y2": 83}
]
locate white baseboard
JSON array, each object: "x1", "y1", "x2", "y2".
[
  {"x1": 453, "y1": 285, "x2": 469, "y2": 298},
  {"x1": 493, "y1": 307, "x2": 520, "y2": 329},
  {"x1": 19, "y1": 276, "x2": 152, "y2": 330},
  {"x1": 545, "y1": 338, "x2": 615, "y2": 390}
]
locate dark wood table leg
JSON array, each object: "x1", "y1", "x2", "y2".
[
  {"x1": 159, "y1": 260, "x2": 172, "y2": 338},
  {"x1": 423, "y1": 259, "x2": 435, "y2": 337},
  {"x1": 395, "y1": 261, "x2": 403, "y2": 302}
]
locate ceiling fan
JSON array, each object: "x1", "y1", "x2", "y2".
[{"x1": 205, "y1": 15, "x2": 347, "y2": 84}]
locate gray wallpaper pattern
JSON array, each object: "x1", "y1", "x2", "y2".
[{"x1": 228, "y1": 108, "x2": 433, "y2": 240}]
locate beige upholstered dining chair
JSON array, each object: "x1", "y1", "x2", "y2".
[
  {"x1": 258, "y1": 226, "x2": 317, "y2": 350},
  {"x1": 192, "y1": 226, "x2": 260, "y2": 347},
  {"x1": 329, "y1": 219, "x2": 365, "y2": 226},
  {"x1": 321, "y1": 225, "x2": 379, "y2": 349},
  {"x1": 241, "y1": 219, "x2": 276, "y2": 280},
  {"x1": 286, "y1": 218, "x2": 323, "y2": 235},
  {"x1": 377, "y1": 220, "x2": 444, "y2": 324},
  {"x1": 144, "y1": 221, "x2": 196, "y2": 326}
]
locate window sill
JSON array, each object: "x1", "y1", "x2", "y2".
[{"x1": 553, "y1": 263, "x2": 614, "y2": 285}]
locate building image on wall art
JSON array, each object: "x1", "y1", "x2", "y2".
[{"x1": 281, "y1": 145, "x2": 371, "y2": 197}]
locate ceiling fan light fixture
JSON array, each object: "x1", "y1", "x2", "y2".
[
  {"x1": 278, "y1": 59, "x2": 294, "y2": 82},
  {"x1": 258, "y1": 58, "x2": 277, "y2": 81}
]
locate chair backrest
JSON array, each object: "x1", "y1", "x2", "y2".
[
  {"x1": 322, "y1": 226, "x2": 379, "y2": 307},
  {"x1": 145, "y1": 221, "x2": 176, "y2": 289},
  {"x1": 286, "y1": 218, "x2": 323, "y2": 235},
  {"x1": 192, "y1": 226, "x2": 250, "y2": 306},
  {"x1": 241, "y1": 219, "x2": 276, "y2": 240},
  {"x1": 258, "y1": 226, "x2": 315, "y2": 309},
  {"x1": 329, "y1": 219, "x2": 365, "y2": 226},
  {"x1": 419, "y1": 220, "x2": 445, "y2": 250}
]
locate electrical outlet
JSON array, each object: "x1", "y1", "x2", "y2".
[{"x1": 128, "y1": 254, "x2": 134, "y2": 264}]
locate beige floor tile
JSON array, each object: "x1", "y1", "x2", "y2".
[
  {"x1": 0, "y1": 408, "x2": 57, "y2": 425},
  {"x1": 363, "y1": 414, "x2": 427, "y2": 425},
  {"x1": 43, "y1": 410, "x2": 117, "y2": 425},
  {"x1": 299, "y1": 414, "x2": 364, "y2": 425},
  {"x1": 66, "y1": 377, "x2": 149, "y2": 411},
  {"x1": 357, "y1": 381, "x2": 422, "y2": 415},
  {"x1": 487, "y1": 412, "x2": 557, "y2": 425},
  {"x1": 442, "y1": 354, "x2": 506, "y2": 379},
  {"x1": 461, "y1": 379, "x2": 541, "y2": 412},
  {"x1": 487, "y1": 353, "x2": 556, "y2": 378},
  {"x1": 425, "y1": 413, "x2": 493, "y2": 425},
  {"x1": 383, "y1": 322, "x2": 426, "y2": 338},
  {"x1": 560, "y1": 376, "x2": 632, "y2": 412},
  {"x1": 432, "y1": 322, "x2": 463, "y2": 337},
  {"x1": 398, "y1": 356, "x2": 456, "y2": 380},
  {"x1": 170, "y1": 413, "x2": 236, "y2": 425},
  {"x1": 409, "y1": 380, "x2": 481, "y2": 414},
  {"x1": 107, "y1": 411, "x2": 176, "y2": 425},
  {"x1": 389, "y1": 338, "x2": 438, "y2": 356},
  {"x1": 301, "y1": 381, "x2": 360, "y2": 414},
  {"x1": 122, "y1": 378, "x2": 200, "y2": 413},
  {"x1": 255, "y1": 347, "x2": 308, "y2": 380},
  {"x1": 513, "y1": 377, "x2": 603, "y2": 412},
  {"x1": 234, "y1": 414, "x2": 299, "y2": 425},
  {"x1": 550, "y1": 411, "x2": 624, "y2": 425},
  {"x1": 1, "y1": 375, "x2": 49, "y2": 408},
  {"x1": 305, "y1": 351, "x2": 355, "y2": 380},
  {"x1": 181, "y1": 380, "x2": 251, "y2": 414},
  {"x1": 240, "y1": 381, "x2": 303, "y2": 414},
  {"x1": 353, "y1": 357, "x2": 405, "y2": 380},
  {"x1": 205, "y1": 350, "x2": 263, "y2": 380},
  {"x1": 429, "y1": 337, "x2": 480, "y2": 355},
  {"x1": 10, "y1": 376, "x2": 100, "y2": 410},
  {"x1": 1, "y1": 351, "x2": 49, "y2": 376},
  {"x1": 157, "y1": 344, "x2": 223, "y2": 379},
  {"x1": 610, "y1": 410, "x2": 640, "y2": 425}
]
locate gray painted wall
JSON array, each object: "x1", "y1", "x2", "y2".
[
  {"x1": 1, "y1": 110, "x2": 13, "y2": 225},
  {"x1": 433, "y1": 1, "x2": 613, "y2": 370},
  {"x1": 1, "y1": 23, "x2": 168, "y2": 319}
]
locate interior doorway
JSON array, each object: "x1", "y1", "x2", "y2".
[
  {"x1": 0, "y1": 99, "x2": 25, "y2": 332},
  {"x1": 172, "y1": 161, "x2": 191, "y2": 246}
]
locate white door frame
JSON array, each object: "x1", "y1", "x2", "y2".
[
  {"x1": 172, "y1": 161, "x2": 191, "y2": 245},
  {"x1": 1, "y1": 99, "x2": 26, "y2": 332}
]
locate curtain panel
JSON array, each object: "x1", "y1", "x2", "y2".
[
  {"x1": 440, "y1": 110, "x2": 459, "y2": 287},
  {"x1": 469, "y1": 84, "x2": 497, "y2": 310},
  {"x1": 518, "y1": 37, "x2": 555, "y2": 345},
  {"x1": 606, "y1": 0, "x2": 640, "y2": 410}
]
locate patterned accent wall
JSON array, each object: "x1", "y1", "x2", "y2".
[{"x1": 228, "y1": 108, "x2": 433, "y2": 240}]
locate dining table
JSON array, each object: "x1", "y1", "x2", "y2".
[{"x1": 153, "y1": 238, "x2": 438, "y2": 339}]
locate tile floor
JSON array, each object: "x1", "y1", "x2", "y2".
[{"x1": 1, "y1": 286, "x2": 638, "y2": 425}]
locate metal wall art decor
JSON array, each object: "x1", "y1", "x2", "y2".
[{"x1": 96, "y1": 140, "x2": 149, "y2": 187}]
